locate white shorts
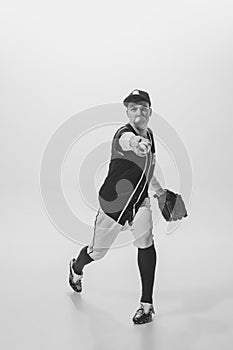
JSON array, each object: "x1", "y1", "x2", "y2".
[{"x1": 87, "y1": 197, "x2": 154, "y2": 260}]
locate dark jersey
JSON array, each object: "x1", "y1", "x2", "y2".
[{"x1": 99, "y1": 123, "x2": 156, "y2": 226}]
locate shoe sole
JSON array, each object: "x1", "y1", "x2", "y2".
[
  {"x1": 133, "y1": 317, "x2": 153, "y2": 324},
  {"x1": 133, "y1": 315, "x2": 153, "y2": 324}
]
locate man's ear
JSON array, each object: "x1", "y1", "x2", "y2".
[{"x1": 149, "y1": 108, "x2": 152, "y2": 117}]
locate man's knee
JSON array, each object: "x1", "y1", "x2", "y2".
[
  {"x1": 87, "y1": 246, "x2": 109, "y2": 261},
  {"x1": 133, "y1": 232, "x2": 154, "y2": 249}
]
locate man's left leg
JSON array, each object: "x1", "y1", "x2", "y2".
[
  {"x1": 137, "y1": 244, "x2": 157, "y2": 305},
  {"x1": 130, "y1": 198, "x2": 157, "y2": 324}
]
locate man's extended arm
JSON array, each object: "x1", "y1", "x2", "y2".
[{"x1": 119, "y1": 132, "x2": 150, "y2": 156}]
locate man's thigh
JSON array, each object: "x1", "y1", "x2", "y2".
[
  {"x1": 87, "y1": 208, "x2": 122, "y2": 259},
  {"x1": 130, "y1": 198, "x2": 154, "y2": 248}
]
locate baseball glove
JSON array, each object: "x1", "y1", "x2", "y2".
[{"x1": 154, "y1": 189, "x2": 188, "y2": 221}]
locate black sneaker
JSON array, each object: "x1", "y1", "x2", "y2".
[
  {"x1": 132, "y1": 303, "x2": 155, "y2": 324},
  {"x1": 69, "y1": 258, "x2": 83, "y2": 293}
]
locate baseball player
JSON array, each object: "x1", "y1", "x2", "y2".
[{"x1": 69, "y1": 89, "x2": 187, "y2": 324}]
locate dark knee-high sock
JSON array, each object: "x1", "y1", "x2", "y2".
[
  {"x1": 137, "y1": 244, "x2": 157, "y2": 304},
  {"x1": 73, "y1": 246, "x2": 94, "y2": 275}
]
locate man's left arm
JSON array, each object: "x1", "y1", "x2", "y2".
[{"x1": 149, "y1": 174, "x2": 166, "y2": 197}]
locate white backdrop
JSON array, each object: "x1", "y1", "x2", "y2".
[
  {"x1": 2, "y1": 0, "x2": 233, "y2": 215},
  {"x1": 1, "y1": 1, "x2": 233, "y2": 349}
]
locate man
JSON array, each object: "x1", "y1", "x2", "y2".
[{"x1": 69, "y1": 89, "x2": 167, "y2": 325}]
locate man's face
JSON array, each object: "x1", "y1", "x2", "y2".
[{"x1": 126, "y1": 101, "x2": 152, "y2": 129}]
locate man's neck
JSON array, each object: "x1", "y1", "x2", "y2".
[{"x1": 129, "y1": 122, "x2": 148, "y2": 137}]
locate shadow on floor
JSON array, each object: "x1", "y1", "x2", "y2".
[
  {"x1": 68, "y1": 279, "x2": 233, "y2": 350},
  {"x1": 157, "y1": 279, "x2": 233, "y2": 317}
]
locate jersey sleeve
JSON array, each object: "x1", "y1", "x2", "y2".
[{"x1": 111, "y1": 125, "x2": 134, "y2": 155}]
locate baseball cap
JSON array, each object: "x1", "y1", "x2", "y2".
[{"x1": 123, "y1": 89, "x2": 151, "y2": 107}]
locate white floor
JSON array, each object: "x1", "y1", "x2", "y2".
[{"x1": 1, "y1": 189, "x2": 233, "y2": 350}]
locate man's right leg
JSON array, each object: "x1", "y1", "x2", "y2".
[
  {"x1": 69, "y1": 208, "x2": 122, "y2": 292},
  {"x1": 72, "y1": 245, "x2": 94, "y2": 275},
  {"x1": 69, "y1": 245, "x2": 94, "y2": 293}
]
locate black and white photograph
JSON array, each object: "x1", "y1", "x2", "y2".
[{"x1": 1, "y1": 1, "x2": 233, "y2": 349}]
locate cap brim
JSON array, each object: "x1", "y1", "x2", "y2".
[{"x1": 123, "y1": 95, "x2": 151, "y2": 107}]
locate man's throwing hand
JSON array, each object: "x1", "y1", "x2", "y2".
[{"x1": 129, "y1": 135, "x2": 151, "y2": 157}]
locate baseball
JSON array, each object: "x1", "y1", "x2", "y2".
[{"x1": 139, "y1": 141, "x2": 150, "y2": 153}]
